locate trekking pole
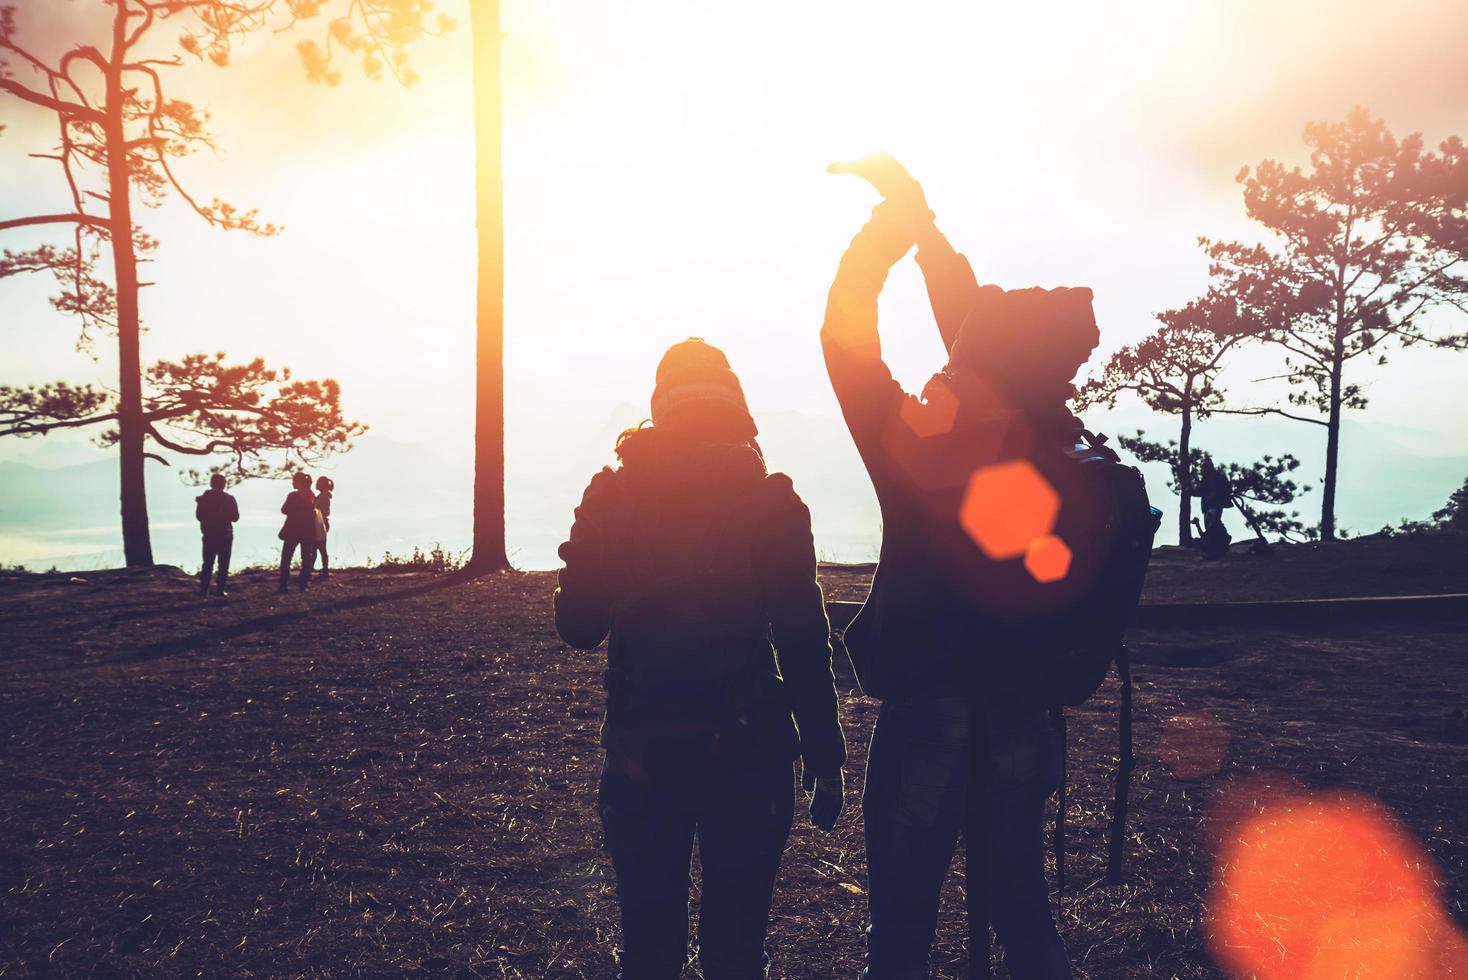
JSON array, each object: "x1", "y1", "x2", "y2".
[
  {"x1": 1052, "y1": 707, "x2": 1067, "y2": 900},
  {"x1": 1105, "y1": 645, "x2": 1134, "y2": 885}
]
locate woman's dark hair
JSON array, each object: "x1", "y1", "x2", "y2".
[
  {"x1": 209, "y1": 473, "x2": 226, "y2": 490},
  {"x1": 292, "y1": 472, "x2": 312, "y2": 490},
  {"x1": 614, "y1": 417, "x2": 764, "y2": 468},
  {"x1": 316, "y1": 475, "x2": 335, "y2": 492}
]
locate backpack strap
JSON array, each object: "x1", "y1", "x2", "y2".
[
  {"x1": 1074, "y1": 427, "x2": 1123, "y2": 464},
  {"x1": 1106, "y1": 644, "x2": 1134, "y2": 885}
]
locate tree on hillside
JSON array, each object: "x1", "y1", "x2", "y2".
[
  {"x1": 1433, "y1": 478, "x2": 1468, "y2": 531},
  {"x1": 468, "y1": 0, "x2": 509, "y2": 572},
  {"x1": 1075, "y1": 288, "x2": 1267, "y2": 544},
  {"x1": 1120, "y1": 432, "x2": 1312, "y2": 542},
  {"x1": 0, "y1": 0, "x2": 449, "y2": 565},
  {"x1": 1206, "y1": 108, "x2": 1468, "y2": 540}
]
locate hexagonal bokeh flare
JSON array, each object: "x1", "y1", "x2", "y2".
[
  {"x1": 1023, "y1": 534, "x2": 1072, "y2": 584},
  {"x1": 959, "y1": 460, "x2": 1061, "y2": 561}
]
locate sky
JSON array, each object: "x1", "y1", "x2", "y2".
[{"x1": 2, "y1": 0, "x2": 1468, "y2": 569}]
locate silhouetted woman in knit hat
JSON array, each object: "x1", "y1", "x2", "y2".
[{"x1": 555, "y1": 338, "x2": 846, "y2": 980}]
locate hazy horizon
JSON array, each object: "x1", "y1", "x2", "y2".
[{"x1": 3, "y1": 400, "x2": 1463, "y2": 573}]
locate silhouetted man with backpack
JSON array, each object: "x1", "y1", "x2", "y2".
[
  {"x1": 822, "y1": 155, "x2": 1157, "y2": 979},
  {"x1": 195, "y1": 473, "x2": 239, "y2": 596}
]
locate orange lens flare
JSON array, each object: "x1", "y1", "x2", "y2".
[
  {"x1": 959, "y1": 460, "x2": 1062, "y2": 575},
  {"x1": 1206, "y1": 788, "x2": 1468, "y2": 979}
]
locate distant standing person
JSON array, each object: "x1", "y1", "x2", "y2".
[
  {"x1": 555, "y1": 339, "x2": 846, "y2": 980},
  {"x1": 1195, "y1": 457, "x2": 1233, "y2": 559},
  {"x1": 314, "y1": 475, "x2": 334, "y2": 578},
  {"x1": 195, "y1": 473, "x2": 239, "y2": 597},
  {"x1": 279, "y1": 472, "x2": 317, "y2": 593}
]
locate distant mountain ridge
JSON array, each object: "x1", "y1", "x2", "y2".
[{"x1": 0, "y1": 411, "x2": 1462, "y2": 570}]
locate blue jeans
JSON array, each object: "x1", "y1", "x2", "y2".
[
  {"x1": 598, "y1": 756, "x2": 795, "y2": 979},
  {"x1": 862, "y1": 698, "x2": 1071, "y2": 980}
]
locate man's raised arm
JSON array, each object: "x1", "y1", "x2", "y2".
[
  {"x1": 819, "y1": 202, "x2": 914, "y2": 447},
  {"x1": 914, "y1": 223, "x2": 981, "y2": 354},
  {"x1": 827, "y1": 152, "x2": 982, "y2": 355}
]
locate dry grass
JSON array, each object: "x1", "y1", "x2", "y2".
[{"x1": 1, "y1": 541, "x2": 1466, "y2": 977}]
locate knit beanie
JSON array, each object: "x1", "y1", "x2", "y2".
[
  {"x1": 946, "y1": 284, "x2": 1099, "y2": 402},
  {"x1": 650, "y1": 338, "x2": 758, "y2": 440}
]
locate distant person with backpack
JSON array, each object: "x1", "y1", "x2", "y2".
[
  {"x1": 278, "y1": 472, "x2": 317, "y2": 593},
  {"x1": 314, "y1": 475, "x2": 334, "y2": 578},
  {"x1": 1194, "y1": 457, "x2": 1233, "y2": 559},
  {"x1": 823, "y1": 154, "x2": 1156, "y2": 979},
  {"x1": 554, "y1": 339, "x2": 846, "y2": 980},
  {"x1": 195, "y1": 473, "x2": 239, "y2": 597}
]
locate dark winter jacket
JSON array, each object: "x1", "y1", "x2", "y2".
[
  {"x1": 195, "y1": 488, "x2": 240, "y2": 538},
  {"x1": 280, "y1": 488, "x2": 317, "y2": 542},
  {"x1": 821, "y1": 215, "x2": 1093, "y2": 703},
  {"x1": 554, "y1": 435, "x2": 846, "y2": 778}
]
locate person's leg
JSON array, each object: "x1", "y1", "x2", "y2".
[
  {"x1": 986, "y1": 708, "x2": 1071, "y2": 980},
  {"x1": 1202, "y1": 508, "x2": 1225, "y2": 557},
  {"x1": 279, "y1": 540, "x2": 295, "y2": 592},
  {"x1": 600, "y1": 758, "x2": 698, "y2": 980},
  {"x1": 200, "y1": 536, "x2": 216, "y2": 595},
  {"x1": 298, "y1": 542, "x2": 315, "y2": 591},
  {"x1": 863, "y1": 697, "x2": 971, "y2": 979},
  {"x1": 695, "y1": 760, "x2": 796, "y2": 979},
  {"x1": 216, "y1": 536, "x2": 232, "y2": 594},
  {"x1": 317, "y1": 537, "x2": 329, "y2": 576}
]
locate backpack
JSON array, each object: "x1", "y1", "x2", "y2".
[{"x1": 967, "y1": 429, "x2": 1156, "y2": 703}]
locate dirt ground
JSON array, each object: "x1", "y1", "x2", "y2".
[{"x1": 1, "y1": 538, "x2": 1466, "y2": 978}]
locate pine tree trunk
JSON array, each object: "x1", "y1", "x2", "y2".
[
  {"x1": 1320, "y1": 347, "x2": 1345, "y2": 541},
  {"x1": 1177, "y1": 401, "x2": 1194, "y2": 546},
  {"x1": 468, "y1": 0, "x2": 509, "y2": 571},
  {"x1": 107, "y1": 3, "x2": 153, "y2": 567}
]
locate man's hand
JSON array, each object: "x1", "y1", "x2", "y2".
[
  {"x1": 828, "y1": 152, "x2": 932, "y2": 227},
  {"x1": 802, "y1": 764, "x2": 844, "y2": 831}
]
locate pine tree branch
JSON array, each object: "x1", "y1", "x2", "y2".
[
  {"x1": 145, "y1": 423, "x2": 236, "y2": 456},
  {"x1": 0, "y1": 411, "x2": 121, "y2": 438},
  {"x1": 1213, "y1": 406, "x2": 1329, "y2": 426},
  {"x1": 122, "y1": 0, "x2": 156, "y2": 51},
  {"x1": 0, "y1": 214, "x2": 111, "y2": 233},
  {"x1": 0, "y1": 77, "x2": 105, "y2": 124}
]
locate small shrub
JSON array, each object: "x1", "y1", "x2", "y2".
[{"x1": 368, "y1": 543, "x2": 466, "y2": 573}]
